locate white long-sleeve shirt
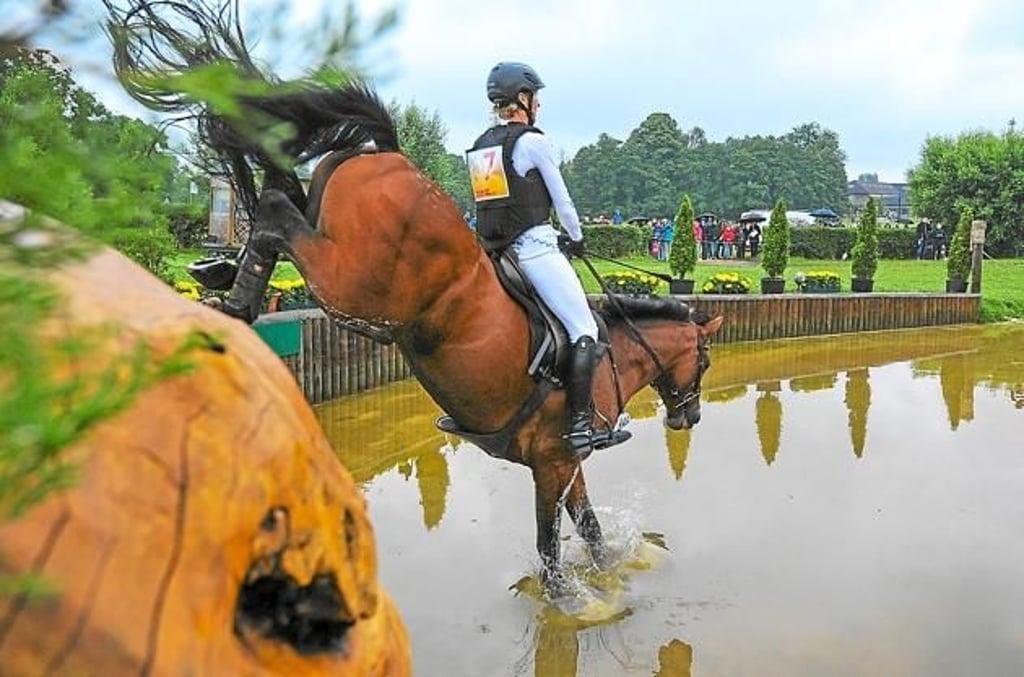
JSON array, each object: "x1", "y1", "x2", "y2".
[{"x1": 508, "y1": 130, "x2": 583, "y2": 241}]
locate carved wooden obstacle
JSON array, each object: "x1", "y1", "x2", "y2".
[{"x1": 0, "y1": 235, "x2": 410, "y2": 676}]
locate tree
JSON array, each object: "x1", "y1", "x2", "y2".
[
  {"x1": 852, "y1": 197, "x2": 879, "y2": 280},
  {"x1": 909, "y1": 130, "x2": 1024, "y2": 256},
  {"x1": 947, "y1": 206, "x2": 973, "y2": 281},
  {"x1": 761, "y1": 198, "x2": 790, "y2": 278},
  {"x1": 669, "y1": 194, "x2": 696, "y2": 279},
  {"x1": 392, "y1": 102, "x2": 469, "y2": 209},
  {"x1": 0, "y1": 48, "x2": 174, "y2": 236}
]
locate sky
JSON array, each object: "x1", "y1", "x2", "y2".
[{"x1": 21, "y1": 0, "x2": 1024, "y2": 183}]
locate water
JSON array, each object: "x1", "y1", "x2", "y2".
[{"x1": 315, "y1": 323, "x2": 1024, "y2": 677}]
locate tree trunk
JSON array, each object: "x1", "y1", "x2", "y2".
[{"x1": 0, "y1": 243, "x2": 410, "y2": 676}]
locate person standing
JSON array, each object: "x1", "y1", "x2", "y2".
[{"x1": 467, "y1": 62, "x2": 630, "y2": 458}]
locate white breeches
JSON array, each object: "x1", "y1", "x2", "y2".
[{"x1": 512, "y1": 224, "x2": 598, "y2": 342}]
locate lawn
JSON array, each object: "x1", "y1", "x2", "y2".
[
  {"x1": 165, "y1": 249, "x2": 1024, "y2": 322},
  {"x1": 573, "y1": 255, "x2": 1024, "y2": 321}
]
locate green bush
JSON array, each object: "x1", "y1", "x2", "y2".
[
  {"x1": 947, "y1": 207, "x2": 973, "y2": 280},
  {"x1": 581, "y1": 224, "x2": 647, "y2": 257},
  {"x1": 669, "y1": 194, "x2": 697, "y2": 279},
  {"x1": 877, "y1": 228, "x2": 918, "y2": 259},
  {"x1": 106, "y1": 227, "x2": 178, "y2": 283},
  {"x1": 761, "y1": 198, "x2": 790, "y2": 278},
  {"x1": 790, "y1": 227, "x2": 854, "y2": 259},
  {"x1": 851, "y1": 197, "x2": 879, "y2": 280},
  {"x1": 165, "y1": 202, "x2": 209, "y2": 248}
]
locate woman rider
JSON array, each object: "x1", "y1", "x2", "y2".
[{"x1": 467, "y1": 62, "x2": 631, "y2": 458}]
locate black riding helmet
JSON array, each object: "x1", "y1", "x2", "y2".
[{"x1": 486, "y1": 61, "x2": 545, "y2": 109}]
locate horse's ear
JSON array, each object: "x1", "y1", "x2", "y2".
[{"x1": 702, "y1": 315, "x2": 725, "y2": 336}]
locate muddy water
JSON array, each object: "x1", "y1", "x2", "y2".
[{"x1": 315, "y1": 323, "x2": 1024, "y2": 677}]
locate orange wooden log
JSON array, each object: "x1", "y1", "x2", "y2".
[{"x1": 0, "y1": 245, "x2": 410, "y2": 676}]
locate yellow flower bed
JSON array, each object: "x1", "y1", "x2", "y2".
[
  {"x1": 701, "y1": 271, "x2": 752, "y2": 294},
  {"x1": 604, "y1": 271, "x2": 660, "y2": 295}
]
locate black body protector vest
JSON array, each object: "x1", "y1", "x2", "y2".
[{"x1": 467, "y1": 123, "x2": 553, "y2": 252}]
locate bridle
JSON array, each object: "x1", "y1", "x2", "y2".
[
  {"x1": 579, "y1": 257, "x2": 711, "y2": 418},
  {"x1": 652, "y1": 331, "x2": 711, "y2": 415}
]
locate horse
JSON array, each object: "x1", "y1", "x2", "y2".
[{"x1": 107, "y1": 4, "x2": 722, "y2": 590}]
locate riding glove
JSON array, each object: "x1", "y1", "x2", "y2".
[{"x1": 557, "y1": 234, "x2": 586, "y2": 258}]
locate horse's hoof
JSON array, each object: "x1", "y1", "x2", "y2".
[{"x1": 540, "y1": 570, "x2": 574, "y2": 600}]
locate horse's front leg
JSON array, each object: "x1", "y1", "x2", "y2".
[
  {"x1": 224, "y1": 189, "x2": 315, "y2": 323},
  {"x1": 531, "y1": 458, "x2": 579, "y2": 595},
  {"x1": 564, "y1": 473, "x2": 613, "y2": 570}
]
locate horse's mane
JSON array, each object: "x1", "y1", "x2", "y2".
[
  {"x1": 598, "y1": 296, "x2": 709, "y2": 328},
  {"x1": 106, "y1": 1, "x2": 399, "y2": 218}
]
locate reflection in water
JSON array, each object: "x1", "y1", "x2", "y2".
[
  {"x1": 314, "y1": 324, "x2": 1024, "y2": 676},
  {"x1": 654, "y1": 639, "x2": 693, "y2": 677},
  {"x1": 755, "y1": 382, "x2": 783, "y2": 466},
  {"x1": 939, "y1": 354, "x2": 976, "y2": 430},
  {"x1": 665, "y1": 428, "x2": 690, "y2": 481},
  {"x1": 316, "y1": 380, "x2": 452, "y2": 529},
  {"x1": 845, "y1": 368, "x2": 870, "y2": 458}
]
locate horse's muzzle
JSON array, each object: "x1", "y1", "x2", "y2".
[{"x1": 665, "y1": 402, "x2": 701, "y2": 430}]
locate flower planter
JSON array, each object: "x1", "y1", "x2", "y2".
[
  {"x1": 851, "y1": 277, "x2": 874, "y2": 293},
  {"x1": 760, "y1": 277, "x2": 785, "y2": 294},
  {"x1": 945, "y1": 278, "x2": 968, "y2": 293},
  {"x1": 800, "y1": 282, "x2": 840, "y2": 294},
  {"x1": 669, "y1": 278, "x2": 695, "y2": 295}
]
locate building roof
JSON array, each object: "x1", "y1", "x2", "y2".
[{"x1": 848, "y1": 180, "x2": 908, "y2": 197}]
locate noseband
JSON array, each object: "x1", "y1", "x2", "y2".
[{"x1": 652, "y1": 332, "x2": 711, "y2": 414}]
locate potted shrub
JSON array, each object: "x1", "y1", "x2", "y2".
[
  {"x1": 668, "y1": 193, "x2": 697, "y2": 294},
  {"x1": 760, "y1": 198, "x2": 790, "y2": 293},
  {"x1": 850, "y1": 197, "x2": 879, "y2": 292},
  {"x1": 945, "y1": 207, "x2": 972, "y2": 293}
]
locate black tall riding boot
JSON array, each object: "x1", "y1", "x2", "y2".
[{"x1": 564, "y1": 336, "x2": 632, "y2": 459}]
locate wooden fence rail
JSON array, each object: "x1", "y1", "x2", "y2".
[{"x1": 258, "y1": 294, "x2": 981, "y2": 404}]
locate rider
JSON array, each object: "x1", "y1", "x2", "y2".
[{"x1": 467, "y1": 61, "x2": 630, "y2": 458}]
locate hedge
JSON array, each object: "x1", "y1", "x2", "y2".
[
  {"x1": 581, "y1": 224, "x2": 648, "y2": 257},
  {"x1": 789, "y1": 227, "x2": 917, "y2": 260}
]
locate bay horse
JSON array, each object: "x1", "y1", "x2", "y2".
[
  {"x1": 233, "y1": 126, "x2": 722, "y2": 588},
  {"x1": 106, "y1": 3, "x2": 721, "y2": 588}
]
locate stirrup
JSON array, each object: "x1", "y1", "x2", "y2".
[{"x1": 564, "y1": 427, "x2": 632, "y2": 459}]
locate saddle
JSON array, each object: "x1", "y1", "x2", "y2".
[
  {"x1": 434, "y1": 248, "x2": 608, "y2": 460},
  {"x1": 488, "y1": 248, "x2": 609, "y2": 387}
]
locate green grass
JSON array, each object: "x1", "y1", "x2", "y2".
[
  {"x1": 165, "y1": 249, "x2": 1024, "y2": 322},
  {"x1": 573, "y1": 256, "x2": 1024, "y2": 322}
]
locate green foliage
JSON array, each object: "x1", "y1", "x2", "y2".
[
  {"x1": 564, "y1": 120, "x2": 847, "y2": 221},
  {"x1": 392, "y1": 102, "x2": 470, "y2": 210},
  {"x1": 789, "y1": 227, "x2": 917, "y2": 260},
  {"x1": 580, "y1": 224, "x2": 647, "y2": 257},
  {"x1": 761, "y1": 198, "x2": 790, "y2": 278},
  {"x1": 106, "y1": 227, "x2": 178, "y2": 283},
  {"x1": 790, "y1": 227, "x2": 854, "y2": 259},
  {"x1": 669, "y1": 194, "x2": 697, "y2": 278},
  {"x1": 165, "y1": 201, "x2": 209, "y2": 248},
  {"x1": 852, "y1": 198, "x2": 880, "y2": 280},
  {"x1": 0, "y1": 49, "x2": 175, "y2": 236},
  {"x1": 947, "y1": 207, "x2": 973, "y2": 280},
  {"x1": 909, "y1": 129, "x2": 1024, "y2": 256},
  {"x1": 0, "y1": 213, "x2": 198, "y2": 521}
]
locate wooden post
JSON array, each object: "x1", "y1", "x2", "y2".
[{"x1": 970, "y1": 219, "x2": 986, "y2": 294}]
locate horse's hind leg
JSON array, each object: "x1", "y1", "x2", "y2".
[{"x1": 224, "y1": 189, "x2": 313, "y2": 323}]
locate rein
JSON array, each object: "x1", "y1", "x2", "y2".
[{"x1": 578, "y1": 255, "x2": 698, "y2": 413}]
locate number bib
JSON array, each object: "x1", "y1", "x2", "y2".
[{"x1": 467, "y1": 145, "x2": 511, "y2": 202}]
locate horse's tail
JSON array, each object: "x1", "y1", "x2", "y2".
[{"x1": 105, "y1": 0, "x2": 399, "y2": 218}]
